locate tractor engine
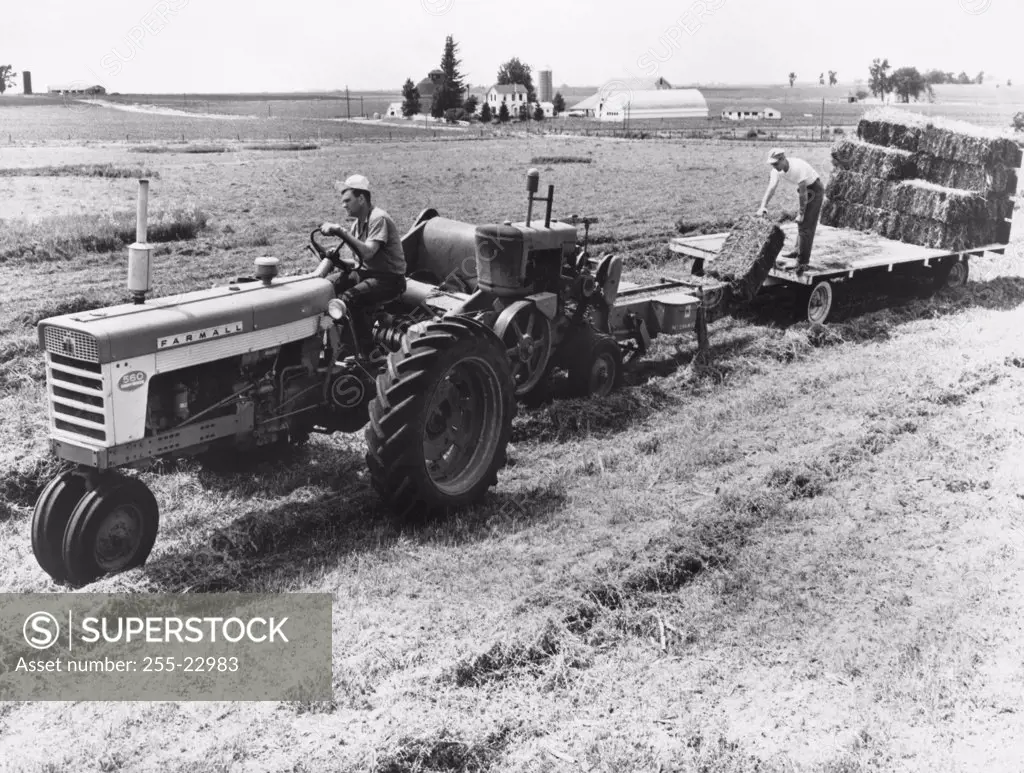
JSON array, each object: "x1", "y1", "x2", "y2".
[{"x1": 143, "y1": 337, "x2": 324, "y2": 450}]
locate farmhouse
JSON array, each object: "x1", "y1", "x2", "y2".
[
  {"x1": 598, "y1": 89, "x2": 708, "y2": 121},
  {"x1": 721, "y1": 107, "x2": 782, "y2": 121},
  {"x1": 486, "y1": 84, "x2": 530, "y2": 111}
]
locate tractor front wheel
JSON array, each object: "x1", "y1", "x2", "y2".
[
  {"x1": 365, "y1": 317, "x2": 516, "y2": 519},
  {"x1": 61, "y1": 472, "x2": 160, "y2": 587},
  {"x1": 31, "y1": 470, "x2": 89, "y2": 584}
]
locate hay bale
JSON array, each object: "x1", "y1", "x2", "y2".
[
  {"x1": 912, "y1": 155, "x2": 1019, "y2": 197},
  {"x1": 708, "y1": 215, "x2": 785, "y2": 302},
  {"x1": 857, "y1": 117, "x2": 924, "y2": 152},
  {"x1": 831, "y1": 138, "x2": 917, "y2": 180}
]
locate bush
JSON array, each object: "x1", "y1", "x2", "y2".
[
  {"x1": 745, "y1": 128, "x2": 758, "y2": 139},
  {"x1": 833, "y1": 127, "x2": 846, "y2": 135},
  {"x1": 1012, "y1": 111, "x2": 1024, "y2": 132}
]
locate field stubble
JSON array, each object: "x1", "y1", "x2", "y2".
[{"x1": 0, "y1": 131, "x2": 1022, "y2": 771}]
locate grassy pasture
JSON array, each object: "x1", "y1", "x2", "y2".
[{"x1": 0, "y1": 121, "x2": 1023, "y2": 771}]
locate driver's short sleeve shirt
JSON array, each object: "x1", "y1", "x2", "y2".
[{"x1": 351, "y1": 207, "x2": 407, "y2": 275}]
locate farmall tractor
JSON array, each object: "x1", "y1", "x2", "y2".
[{"x1": 31, "y1": 170, "x2": 709, "y2": 586}]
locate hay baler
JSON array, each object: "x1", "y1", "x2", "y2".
[{"x1": 396, "y1": 169, "x2": 711, "y2": 400}]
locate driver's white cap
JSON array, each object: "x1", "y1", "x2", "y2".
[{"x1": 339, "y1": 174, "x2": 370, "y2": 193}]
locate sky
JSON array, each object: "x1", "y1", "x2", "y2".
[{"x1": 3, "y1": 0, "x2": 1020, "y2": 94}]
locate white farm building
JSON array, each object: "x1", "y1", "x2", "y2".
[
  {"x1": 721, "y1": 107, "x2": 782, "y2": 121},
  {"x1": 597, "y1": 89, "x2": 708, "y2": 121}
]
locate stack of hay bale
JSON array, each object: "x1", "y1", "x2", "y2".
[{"x1": 821, "y1": 109, "x2": 1020, "y2": 251}]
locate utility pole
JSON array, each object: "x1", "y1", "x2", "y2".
[
  {"x1": 820, "y1": 97, "x2": 825, "y2": 139},
  {"x1": 360, "y1": 95, "x2": 364, "y2": 117},
  {"x1": 345, "y1": 85, "x2": 351, "y2": 119}
]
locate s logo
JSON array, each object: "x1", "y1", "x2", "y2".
[
  {"x1": 118, "y1": 371, "x2": 147, "y2": 392},
  {"x1": 331, "y1": 374, "x2": 365, "y2": 409}
]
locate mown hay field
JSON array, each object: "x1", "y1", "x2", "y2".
[{"x1": 1, "y1": 107, "x2": 1023, "y2": 772}]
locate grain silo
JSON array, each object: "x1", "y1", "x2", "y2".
[
  {"x1": 22, "y1": 71, "x2": 32, "y2": 95},
  {"x1": 538, "y1": 69, "x2": 553, "y2": 103}
]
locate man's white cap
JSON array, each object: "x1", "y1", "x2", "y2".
[
  {"x1": 339, "y1": 174, "x2": 370, "y2": 193},
  {"x1": 766, "y1": 148, "x2": 786, "y2": 164}
]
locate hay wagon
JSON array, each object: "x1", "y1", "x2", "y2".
[{"x1": 668, "y1": 221, "x2": 1009, "y2": 324}]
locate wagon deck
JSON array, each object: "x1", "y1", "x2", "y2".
[
  {"x1": 668, "y1": 223, "x2": 1008, "y2": 323},
  {"x1": 669, "y1": 223, "x2": 1006, "y2": 286}
]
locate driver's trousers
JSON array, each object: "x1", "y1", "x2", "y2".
[{"x1": 333, "y1": 269, "x2": 407, "y2": 343}]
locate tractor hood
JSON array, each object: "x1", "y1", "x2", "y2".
[{"x1": 38, "y1": 274, "x2": 335, "y2": 364}]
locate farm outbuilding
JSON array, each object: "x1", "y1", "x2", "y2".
[
  {"x1": 386, "y1": 102, "x2": 403, "y2": 118},
  {"x1": 721, "y1": 107, "x2": 781, "y2": 121},
  {"x1": 598, "y1": 89, "x2": 708, "y2": 121}
]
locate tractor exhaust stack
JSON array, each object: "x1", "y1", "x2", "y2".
[{"x1": 127, "y1": 179, "x2": 153, "y2": 304}]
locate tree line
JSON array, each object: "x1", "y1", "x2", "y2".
[{"x1": 399, "y1": 36, "x2": 565, "y2": 124}]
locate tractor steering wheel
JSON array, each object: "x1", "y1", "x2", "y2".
[{"x1": 309, "y1": 229, "x2": 364, "y2": 272}]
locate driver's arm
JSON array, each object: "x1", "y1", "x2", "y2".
[{"x1": 322, "y1": 219, "x2": 384, "y2": 266}]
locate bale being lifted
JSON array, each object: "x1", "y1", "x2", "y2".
[{"x1": 706, "y1": 215, "x2": 785, "y2": 302}]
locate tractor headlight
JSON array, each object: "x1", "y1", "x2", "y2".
[{"x1": 327, "y1": 299, "x2": 349, "y2": 321}]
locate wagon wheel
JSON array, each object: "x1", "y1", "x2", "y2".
[
  {"x1": 31, "y1": 470, "x2": 89, "y2": 584},
  {"x1": 944, "y1": 258, "x2": 969, "y2": 290},
  {"x1": 62, "y1": 472, "x2": 160, "y2": 587},
  {"x1": 804, "y1": 280, "x2": 835, "y2": 324},
  {"x1": 493, "y1": 300, "x2": 554, "y2": 398}
]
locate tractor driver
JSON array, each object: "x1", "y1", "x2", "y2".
[{"x1": 319, "y1": 174, "x2": 407, "y2": 348}]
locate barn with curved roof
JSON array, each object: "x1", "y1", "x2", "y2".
[{"x1": 598, "y1": 89, "x2": 708, "y2": 121}]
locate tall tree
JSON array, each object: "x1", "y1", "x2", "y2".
[
  {"x1": 497, "y1": 101, "x2": 510, "y2": 123},
  {"x1": 401, "y1": 78, "x2": 421, "y2": 117},
  {"x1": 552, "y1": 91, "x2": 565, "y2": 115},
  {"x1": 0, "y1": 65, "x2": 17, "y2": 95},
  {"x1": 480, "y1": 101, "x2": 492, "y2": 122},
  {"x1": 463, "y1": 94, "x2": 478, "y2": 115},
  {"x1": 788, "y1": 72, "x2": 796, "y2": 87},
  {"x1": 975, "y1": 71, "x2": 985, "y2": 84},
  {"x1": 828, "y1": 70, "x2": 838, "y2": 86},
  {"x1": 497, "y1": 57, "x2": 536, "y2": 103},
  {"x1": 924, "y1": 69, "x2": 947, "y2": 85},
  {"x1": 432, "y1": 35, "x2": 465, "y2": 118},
  {"x1": 955, "y1": 71, "x2": 972, "y2": 84},
  {"x1": 819, "y1": 72, "x2": 825, "y2": 86},
  {"x1": 868, "y1": 58, "x2": 892, "y2": 100},
  {"x1": 890, "y1": 67, "x2": 927, "y2": 102}
]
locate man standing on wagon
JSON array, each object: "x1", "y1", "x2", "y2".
[{"x1": 758, "y1": 148, "x2": 824, "y2": 270}]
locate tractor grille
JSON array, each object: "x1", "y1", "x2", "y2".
[
  {"x1": 46, "y1": 352, "x2": 108, "y2": 444},
  {"x1": 43, "y1": 327, "x2": 99, "y2": 364}
]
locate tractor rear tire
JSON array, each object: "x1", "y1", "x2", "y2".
[
  {"x1": 564, "y1": 327, "x2": 623, "y2": 398},
  {"x1": 365, "y1": 317, "x2": 516, "y2": 520}
]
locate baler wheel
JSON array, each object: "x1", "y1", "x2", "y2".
[
  {"x1": 31, "y1": 470, "x2": 89, "y2": 584},
  {"x1": 61, "y1": 472, "x2": 160, "y2": 587},
  {"x1": 565, "y1": 327, "x2": 623, "y2": 398},
  {"x1": 365, "y1": 317, "x2": 516, "y2": 519},
  {"x1": 493, "y1": 300, "x2": 554, "y2": 399}
]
